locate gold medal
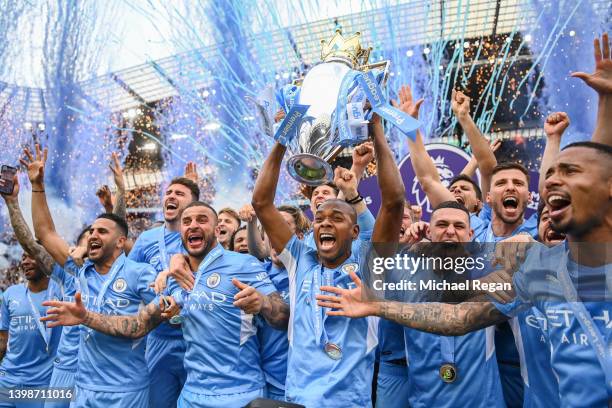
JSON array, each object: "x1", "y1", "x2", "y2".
[{"x1": 439, "y1": 363, "x2": 457, "y2": 383}]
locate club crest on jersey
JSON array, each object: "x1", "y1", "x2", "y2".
[
  {"x1": 112, "y1": 278, "x2": 127, "y2": 293},
  {"x1": 342, "y1": 263, "x2": 359, "y2": 275},
  {"x1": 206, "y1": 273, "x2": 221, "y2": 288}
]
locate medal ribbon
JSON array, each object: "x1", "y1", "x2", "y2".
[
  {"x1": 182, "y1": 244, "x2": 224, "y2": 313},
  {"x1": 312, "y1": 265, "x2": 335, "y2": 347},
  {"x1": 556, "y1": 247, "x2": 612, "y2": 398},
  {"x1": 440, "y1": 335, "x2": 456, "y2": 366},
  {"x1": 25, "y1": 283, "x2": 52, "y2": 353},
  {"x1": 157, "y1": 226, "x2": 169, "y2": 271}
]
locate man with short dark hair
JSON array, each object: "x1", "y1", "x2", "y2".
[
  {"x1": 39, "y1": 211, "x2": 158, "y2": 408},
  {"x1": 43, "y1": 201, "x2": 286, "y2": 407},
  {"x1": 248, "y1": 112, "x2": 405, "y2": 406},
  {"x1": 324, "y1": 142, "x2": 612, "y2": 408},
  {"x1": 127, "y1": 175, "x2": 199, "y2": 408},
  {"x1": 320, "y1": 201, "x2": 505, "y2": 407}
]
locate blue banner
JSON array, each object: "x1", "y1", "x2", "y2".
[
  {"x1": 357, "y1": 71, "x2": 421, "y2": 140},
  {"x1": 274, "y1": 103, "x2": 309, "y2": 146}
]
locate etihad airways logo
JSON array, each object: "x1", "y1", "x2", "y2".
[
  {"x1": 187, "y1": 290, "x2": 228, "y2": 311},
  {"x1": 524, "y1": 308, "x2": 610, "y2": 346}
]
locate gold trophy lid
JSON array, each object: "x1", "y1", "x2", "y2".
[{"x1": 320, "y1": 29, "x2": 372, "y2": 69}]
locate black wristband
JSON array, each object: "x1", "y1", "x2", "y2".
[
  {"x1": 345, "y1": 195, "x2": 363, "y2": 204},
  {"x1": 31, "y1": 189, "x2": 45, "y2": 193}
]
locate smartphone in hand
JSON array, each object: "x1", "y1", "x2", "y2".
[{"x1": 0, "y1": 165, "x2": 17, "y2": 195}]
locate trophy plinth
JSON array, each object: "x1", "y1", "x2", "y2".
[{"x1": 287, "y1": 153, "x2": 334, "y2": 186}]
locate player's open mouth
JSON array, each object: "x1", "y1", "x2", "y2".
[
  {"x1": 502, "y1": 196, "x2": 518, "y2": 210},
  {"x1": 217, "y1": 228, "x2": 227, "y2": 237},
  {"x1": 165, "y1": 201, "x2": 178, "y2": 211},
  {"x1": 454, "y1": 195, "x2": 465, "y2": 205},
  {"x1": 319, "y1": 233, "x2": 336, "y2": 250},
  {"x1": 547, "y1": 194, "x2": 571, "y2": 219},
  {"x1": 188, "y1": 233, "x2": 203, "y2": 247},
  {"x1": 545, "y1": 228, "x2": 565, "y2": 242}
]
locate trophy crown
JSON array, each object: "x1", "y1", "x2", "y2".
[{"x1": 320, "y1": 29, "x2": 371, "y2": 68}]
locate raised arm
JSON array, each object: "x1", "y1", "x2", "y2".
[
  {"x1": 239, "y1": 204, "x2": 269, "y2": 260},
  {"x1": 571, "y1": 33, "x2": 612, "y2": 146},
  {"x1": 20, "y1": 145, "x2": 71, "y2": 267},
  {"x1": 540, "y1": 112, "x2": 569, "y2": 194},
  {"x1": 395, "y1": 86, "x2": 456, "y2": 208},
  {"x1": 1, "y1": 176, "x2": 54, "y2": 275},
  {"x1": 251, "y1": 142, "x2": 293, "y2": 253},
  {"x1": 370, "y1": 113, "x2": 405, "y2": 243},
  {"x1": 316, "y1": 271, "x2": 508, "y2": 336},
  {"x1": 451, "y1": 90, "x2": 497, "y2": 195},
  {"x1": 109, "y1": 152, "x2": 126, "y2": 220},
  {"x1": 42, "y1": 293, "x2": 173, "y2": 339}
]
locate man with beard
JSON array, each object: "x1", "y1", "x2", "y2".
[
  {"x1": 216, "y1": 208, "x2": 241, "y2": 249},
  {"x1": 39, "y1": 212, "x2": 158, "y2": 408},
  {"x1": 246, "y1": 110, "x2": 404, "y2": 407},
  {"x1": 321, "y1": 141, "x2": 612, "y2": 408},
  {"x1": 128, "y1": 177, "x2": 199, "y2": 408},
  {"x1": 43, "y1": 201, "x2": 285, "y2": 408},
  {"x1": 399, "y1": 86, "x2": 495, "y2": 218},
  {"x1": 319, "y1": 201, "x2": 505, "y2": 407},
  {"x1": 0, "y1": 253, "x2": 63, "y2": 408},
  {"x1": 23, "y1": 145, "x2": 122, "y2": 408}
]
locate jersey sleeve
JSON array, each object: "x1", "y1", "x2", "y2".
[
  {"x1": 478, "y1": 203, "x2": 492, "y2": 223},
  {"x1": 136, "y1": 264, "x2": 158, "y2": 304},
  {"x1": 238, "y1": 257, "x2": 276, "y2": 296},
  {"x1": 0, "y1": 291, "x2": 9, "y2": 330},
  {"x1": 356, "y1": 207, "x2": 375, "y2": 242},
  {"x1": 127, "y1": 234, "x2": 146, "y2": 262},
  {"x1": 63, "y1": 257, "x2": 81, "y2": 277},
  {"x1": 278, "y1": 234, "x2": 316, "y2": 284}
]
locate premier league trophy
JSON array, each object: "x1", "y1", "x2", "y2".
[{"x1": 275, "y1": 30, "x2": 392, "y2": 186}]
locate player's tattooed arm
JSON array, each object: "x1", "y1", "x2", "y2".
[
  {"x1": 0, "y1": 331, "x2": 8, "y2": 360},
  {"x1": 316, "y1": 273, "x2": 508, "y2": 336},
  {"x1": 82, "y1": 301, "x2": 163, "y2": 339},
  {"x1": 260, "y1": 292, "x2": 290, "y2": 330},
  {"x1": 3, "y1": 185, "x2": 55, "y2": 275},
  {"x1": 42, "y1": 294, "x2": 172, "y2": 339},
  {"x1": 378, "y1": 300, "x2": 508, "y2": 336}
]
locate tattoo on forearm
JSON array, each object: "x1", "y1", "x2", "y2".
[
  {"x1": 379, "y1": 301, "x2": 507, "y2": 336},
  {"x1": 83, "y1": 301, "x2": 163, "y2": 339},
  {"x1": 6, "y1": 200, "x2": 55, "y2": 275},
  {"x1": 261, "y1": 292, "x2": 289, "y2": 331},
  {"x1": 112, "y1": 188, "x2": 126, "y2": 220}
]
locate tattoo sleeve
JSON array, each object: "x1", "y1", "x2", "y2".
[
  {"x1": 5, "y1": 199, "x2": 55, "y2": 275},
  {"x1": 0, "y1": 331, "x2": 7, "y2": 361},
  {"x1": 112, "y1": 186, "x2": 126, "y2": 220},
  {"x1": 260, "y1": 292, "x2": 290, "y2": 331},
  {"x1": 378, "y1": 299, "x2": 508, "y2": 336},
  {"x1": 82, "y1": 301, "x2": 163, "y2": 339}
]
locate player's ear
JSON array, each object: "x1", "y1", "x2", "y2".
[{"x1": 352, "y1": 224, "x2": 360, "y2": 240}]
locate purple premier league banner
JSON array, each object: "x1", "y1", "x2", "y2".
[{"x1": 359, "y1": 143, "x2": 540, "y2": 222}]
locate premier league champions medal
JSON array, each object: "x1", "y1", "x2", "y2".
[
  {"x1": 439, "y1": 363, "x2": 457, "y2": 383},
  {"x1": 324, "y1": 342, "x2": 343, "y2": 360}
]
